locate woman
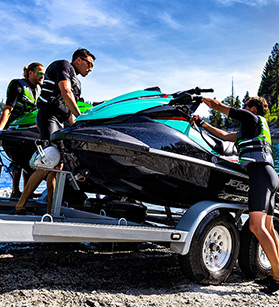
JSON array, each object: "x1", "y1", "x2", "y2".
[{"x1": 196, "y1": 96, "x2": 279, "y2": 294}]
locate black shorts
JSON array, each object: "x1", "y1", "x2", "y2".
[
  {"x1": 36, "y1": 106, "x2": 64, "y2": 141},
  {"x1": 247, "y1": 163, "x2": 279, "y2": 215}
]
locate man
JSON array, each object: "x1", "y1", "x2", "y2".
[
  {"x1": 0, "y1": 62, "x2": 45, "y2": 198},
  {"x1": 195, "y1": 96, "x2": 279, "y2": 294},
  {"x1": 14, "y1": 48, "x2": 95, "y2": 215}
]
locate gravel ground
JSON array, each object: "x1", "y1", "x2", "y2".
[
  {"x1": 0, "y1": 188, "x2": 278, "y2": 306},
  {"x1": 0, "y1": 242, "x2": 278, "y2": 307}
]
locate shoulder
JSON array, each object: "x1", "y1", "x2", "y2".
[
  {"x1": 9, "y1": 78, "x2": 25, "y2": 87},
  {"x1": 53, "y1": 60, "x2": 73, "y2": 71},
  {"x1": 229, "y1": 107, "x2": 258, "y2": 123},
  {"x1": 46, "y1": 60, "x2": 72, "y2": 73},
  {"x1": 6, "y1": 79, "x2": 24, "y2": 94},
  {"x1": 47, "y1": 60, "x2": 75, "y2": 82}
]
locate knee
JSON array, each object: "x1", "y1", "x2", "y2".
[{"x1": 249, "y1": 220, "x2": 262, "y2": 236}]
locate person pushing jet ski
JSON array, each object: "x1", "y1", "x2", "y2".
[
  {"x1": 13, "y1": 48, "x2": 95, "y2": 215},
  {"x1": 0, "y1": 62, "x2": 45, "y2": 198},
  {"x1": 194, "y1": 95, "x2": 279, "y2": 294}
]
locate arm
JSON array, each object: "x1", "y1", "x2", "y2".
[
  {"x1": 201, "y1": 121, "x2": 237, "y2": 142},
  {"x1": 200, "y1": 96, "x2": 237, "y2": 141},
  {"x1": 0, "y1": 80, "x2": 23, "y2": 130},
  {"x1": 67, "y1": 113, "x2": 76, "y2": 126},
  {"x1": 58, "y1": 80, "x2": 81, "y2": 118},
  {"x1": 0, "y1": 105, "x2": 13, "y2": 130},
  {"x1": 202, "y1": 97, "x2": 230, "y2": 116}
]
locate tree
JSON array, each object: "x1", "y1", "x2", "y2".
[
  {"x1": 243, "y1": 91, "x2": 250, "y2": 103},
  {"x1": 209, "y1": 109, "x2": 223, "y2": 128},
  {"x1": 222, "y1": 95, "x2": 241, "y2": 129},
  {"x1": 265, "y1": 103, "x2": 279, "y2": 124},
  {"x1": 258, "y1": 43, "x2": 279, "y2": 107},
  {"x1": 0, "y1": 99, "x2": 4, "y2": 113},
  {"x1": 208, "y1": 94, "x2": 242, "y2": 129}
]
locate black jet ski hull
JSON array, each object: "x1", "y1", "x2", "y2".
[
  {"x1": 51, "y1": 123, "x2": 249, "y2": 209},
  {"x1": 0, "y1": 127, "x2": 40, "y2": 174}
]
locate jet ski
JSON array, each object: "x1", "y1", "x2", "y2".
[
  {"x1": 50, "y1": 87, "x2": 252, "y2": 209},
  {"x1": 0, "y1": 100, "x2": 93, "y2": 178}
]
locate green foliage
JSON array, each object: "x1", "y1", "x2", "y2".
[
  {"x1": 0, "y1": 99, "x2": 4, "y2": 113},
  {"x1": 209, "y1": 109, "x2": 223, "y2": 128},
  {"x1": 265, "y1": 103, "x2": 279, "y2": 124},
  {"x1": 258, "y1": 43, "x2": 279, "y2": 106},
  {"x1": 243, "y1": 91, "x2": 250, "y2": 103},
  {"x1": 208, "y1": 95, "x2": 241, "y2": 129}
]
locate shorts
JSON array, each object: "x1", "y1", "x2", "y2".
[
  {"x1": 247, "y1": 163, "x2": 279, "y2": 215},
  {"x1": 36, "y1": 106, "x2": 64, "y2": 141}
]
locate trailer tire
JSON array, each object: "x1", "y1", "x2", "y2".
[
  {"x1": 238, "y1": 216, "x2": 279, "y2": 279},
  {"x1": 178, "y1": 209, "x2": 239, "y2": 285}
]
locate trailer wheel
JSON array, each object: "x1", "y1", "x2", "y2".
[
  {"x1": 238, "y1": 216, "x2": 279, "y2": 279},
  {"x1": 178, "y1": 209, "x2": 239, "y2": 285}
]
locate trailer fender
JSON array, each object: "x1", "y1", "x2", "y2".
[{"x1": 171, "y1": 200, "x2": 247, "y2": 255}]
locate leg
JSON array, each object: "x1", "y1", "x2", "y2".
[
  {"x1": 23, "y1": 170, "x2": 42, "y2": 199},
  {"x1": 265, "y1": 215, "x2": 279, "y2": 277},
  {"x1": 266, "y1": 215, "x2": 279, "y2": 257},
  {"x1": 11, "y1": 169, "x2": 21, "y2": 195},
  {"x1": 46, "y1": 171, "x2": 57, "y2": 214},
  {"x1": 249, "y1": 211, "x2": 279, "y2": 280},
  {"x1": 22, "y1": 170, "x2": 32, "y2": 188},
  {"x1": 46, "y1": 164, "x2": 63, "y2": 214},
  {"x1": 15, "y1": 169, "x2": 50, "y2": 211}
]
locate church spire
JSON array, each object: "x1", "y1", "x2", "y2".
[{"x1": 232, "y1": 77, "x2": 234, "y2": 98}]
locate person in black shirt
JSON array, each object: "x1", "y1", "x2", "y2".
[
  {"x1": 196, "y1": 96, "x2": 279, "y2": 294},
  {"x1": 0, "y1": 62, "x2": 44, "y2": 197},
  {"x1": 37, "y1": 58, "x2": 83, "y2": 139},
  {"x1": 14, "y1": 48, "x2": 95, "y2": 215}
]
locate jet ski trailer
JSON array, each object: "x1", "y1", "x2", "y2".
[{"x1": 0, "y1": 165, "x2": 277, "y2": 285}]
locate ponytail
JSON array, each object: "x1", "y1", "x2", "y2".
[{"x1": 23, "y1": 62, "x2": 44, "y2": 79}]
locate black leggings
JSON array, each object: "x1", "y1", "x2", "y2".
[{"x1": 247, "y1": 163, "x2": 279, "y2": 215}]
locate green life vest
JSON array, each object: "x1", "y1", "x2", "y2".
[
  {"x1": 14, "y1": 79, "x2": 41, "y2": 114},
  {"x1": 236, "y1": 115, "x2": 274, "y2": 167}
]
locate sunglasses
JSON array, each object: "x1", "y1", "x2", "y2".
[
  {"x1": 32, "y1": 70, "x2": 45, "y2": 77},
  {"x1": 243, "y1": 102, "x2": 250, "y2": 109},
  {"x1": 80, "y1": 57, "x2": 94, "y2": 69}
]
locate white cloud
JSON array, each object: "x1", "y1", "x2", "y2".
[
  {"x1": 0, "y1": 0, "x2": 275, "y2": 116},
  {"x1": 0, "y1": 3, "x2": 76, "y2": 48},
  {"x1": 36, "y1": 0, "x2": 121, "y2": 29},
  {"x1": 160, "y1": 12, "x2": 182, "y2": 30},
  {"x1": 215, "y1": 0, "x2": 279, "y2": 7},
  {"x1": 80, "y1": 59, "x2": 261, "y2": 116}
]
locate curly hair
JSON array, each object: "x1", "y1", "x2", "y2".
[{"x1": 246, "y1": 97, "x2": 268, "y2": 116}]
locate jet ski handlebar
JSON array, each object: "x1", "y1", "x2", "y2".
[
  {"x1": 185, "y1": 87, "x2": 214, "y2": 95},
  {"x1": 169, "y1": 87, "x2": 214, "y2": 107},
  {"x1": 169, "y1": 87, "x2": 214, "y2": 115}
]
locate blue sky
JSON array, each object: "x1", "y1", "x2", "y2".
[{"x1": 0, "y1": 0, "x2": 278, "y2": 116}]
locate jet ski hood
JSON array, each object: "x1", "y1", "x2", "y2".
[{"x1": 76, "y1": 90, "x2": 171, "y2": 122}]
